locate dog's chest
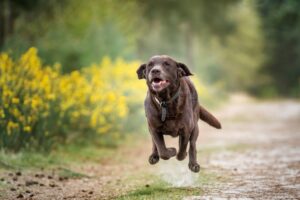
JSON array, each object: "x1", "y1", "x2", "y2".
[{"x1": 160, "y1": 120, "x2": 181, "y2": 137}]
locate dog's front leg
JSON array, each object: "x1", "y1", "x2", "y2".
[
  {"x1": 148, "y1": 139, "x2": 159, "y2": 164},
  {"x1": 150, "y1": 130, "x2": 177, "y2": 160}
]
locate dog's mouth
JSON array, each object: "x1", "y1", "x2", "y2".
[{"x1": 151, "y1": 78, "x2": 170, "y2": 91}]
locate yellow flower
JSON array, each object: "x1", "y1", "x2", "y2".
[
  {"x1": 6, "y1": 121, "x2": 19, "y2": 135},
  {"x1": 118, "y1": 106, "x2": 127, "y2": 118},
  {"x1": 46, "y1": 94, "x2": 56, "y2": 100},
  {"x1": 11, "y1": 108, "x2": 21, "y2": 118},
  {"x1": 0, "y1": 109, "x2": 5, "y2": 118},
  {"x1": 71, "y1": 111, "x2": 80, "y2": 118},
  {"x1": 31, "y1": 99, "x2": 39, "y2": 109},
  {"x1": 24, "y1": 126, "x2": 32, "y2": 133},
  {"x1": 42, "y1": 112, "x2": 49, "y2": 118},
  {"x1": 90, "y1": 111, "x2": 98, "y2": 128},
  {"x1": 97, "y1": 125, "x2": 111, "y2": 134},
  {"x1": 3, "y1": 89, "x2": 13, "y2": 97},
  {"x1": 27, "y1": 116, "x2": 32, "y2": 123},
  {"x1": 107, "y1": 92, "x2": 116, "y2": 102},
  {"x1": 12, "y1": 97, "x2": 20, "y2": 104},
  {"x1": 99, "y1": 115, "x2": 106, "y2": 124}
]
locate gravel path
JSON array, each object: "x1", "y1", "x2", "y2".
[{"x1": 185, "y1": 95, "x2": 300, "y2": 200}]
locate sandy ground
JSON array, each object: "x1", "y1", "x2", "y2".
[{"x1": 1, "y1": 94, "x2": 300, "y2": 199}]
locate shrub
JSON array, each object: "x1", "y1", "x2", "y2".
[{"x1": 0, "y1": 48, "x2": 145, "y2": 151}]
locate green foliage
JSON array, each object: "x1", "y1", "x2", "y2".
[
  {"x1": 2, "y1": 0, "x2": 142, "y2": 72},
  {"x1": 199, "y1": 0, "x2": 265, "y2": 91},
  {"x1": 1, "y1": 0, "x2": 299, "y2": 100},
  {"x1": 1, "y1": 0, "x2": 263, "y2": 89},
  {"x1": 256, "y1": 0, "x2": 300, "y2": 97}
]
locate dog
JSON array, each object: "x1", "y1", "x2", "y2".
[{"x1": 136, "y1": 55, "x2": 221, "y2": 173}]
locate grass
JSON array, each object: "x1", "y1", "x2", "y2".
[
  {"x1": 115, "y1": 168, "x2": 222, "y2": 200},
  {"x1": 57, "y1": 167, "x2": 89, "y2": 178},
  {"x1": 0, "y1": 134, "x2": 145, "y2": 171},
  {"x1": 0, "y1": 143, "x2": 118, "y2": 183},
  {"x1": 0, "y1": 139, "x2": 252, "y2": 171},
  {"x1": 117, "y1": 184, "x2": 203, "y2": 200},
  {"x1": 0, "y1": 150, "x2": 62, "y2": 170}
]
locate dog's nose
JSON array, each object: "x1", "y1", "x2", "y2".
[{"x1": 151, "y1": 69, "x2": 161, "y2": 75}]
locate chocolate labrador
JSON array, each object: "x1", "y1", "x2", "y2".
[{"x1": 137, "y1": 55, "x2": 221, "y2": 173}]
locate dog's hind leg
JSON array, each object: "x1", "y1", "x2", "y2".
[
  {"x1": 148, "y1": 139, "x2": 160, "y2": 165},
  {"x1": 188, "y1": 125, "x2": 200, "y2": 173}
]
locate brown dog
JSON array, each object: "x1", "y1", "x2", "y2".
[{"x1": 137, "y1": 55, "x2": 221, "y2": 173}]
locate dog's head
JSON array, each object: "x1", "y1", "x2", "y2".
[{"x1": 136, "y1": 55, "x2": 193, "y2": 93}]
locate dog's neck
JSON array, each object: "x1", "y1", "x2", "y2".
[
  {"x1": 150, "y1": 83, "x2": 181, "y2": 122},
  {"x1": 151, "y1": 82, "x2": 181, "y2": 103}
]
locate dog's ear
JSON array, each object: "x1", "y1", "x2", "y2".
[
  {"x1": 137, "y1": 63, "x2": 146, "y2": 79},
  {"x1": 177, "y1": 62, "x2": 193, "y2": 77}
]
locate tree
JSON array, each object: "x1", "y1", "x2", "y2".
[{"x1": 257, "y1": 0, "x2": 300, "y2": 96}]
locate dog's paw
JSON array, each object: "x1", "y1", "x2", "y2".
[
  {"x1": 167, "y1": 147, "x2": 177, "y2": 157},
  {"x1": 159, "y1": 148, "x2": 177, "y2": 160},
  {"x1": 188, "y1": 162, "x2": 200, "y2": 173},
  {"x1": 176, "y1": 151, "x2": 187, "y2": 161},
  {"x1": 148, "y1": 154, "x2": 159, "y2": 165}
]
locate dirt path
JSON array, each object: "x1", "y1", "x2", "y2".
[
  {"x1": 1, "y1": 95, "x2": 300, "y2": 199},
  {"x1": 188, "y1": 95, "x2": 300, "y2": 199}
]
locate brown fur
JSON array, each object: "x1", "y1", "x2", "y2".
[{"x1": 137, "y1": 55, "x2": 221, "y2": 172}]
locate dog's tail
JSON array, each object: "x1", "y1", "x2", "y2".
[{"x1": 199, "y1": 105, "x2": 221, "y2": 129}]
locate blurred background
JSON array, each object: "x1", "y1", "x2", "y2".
[
  {"x1": 0, "y1": 0, "x2": 299, "y2": 150},
  {"x1": 0, "y1": 0, "x2": 300, "y2": 199}
]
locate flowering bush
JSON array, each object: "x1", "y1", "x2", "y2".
[{"x1": 0, "y1": 48, "x2": 145, "y2": 151}]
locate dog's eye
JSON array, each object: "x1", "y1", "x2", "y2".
[
  {"x1": 164, "y1": 61, "x2": 170, "y2": 66},
  {"x1": 148, "y1": 62, "x2": 154, "y2": 67}
]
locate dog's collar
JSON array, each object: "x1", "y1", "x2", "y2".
[{"x1": 153, "y1": 89, "x2": 180, "y2": 122}]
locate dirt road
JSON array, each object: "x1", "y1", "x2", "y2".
[
  {"x1": 1, "y1": 95, "x2": 299, "y2": 199},
  {"x1": 187, "y1": 95, "x2": 300, "y2": 199}
]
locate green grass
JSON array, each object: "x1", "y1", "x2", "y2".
[
  {"x1": 57, "y1": 167, "x2": 89, "y2": 178},
  {"x1": 54, "y1": 144, "x2": 117, "y2": 164},
  {"x1": 115, "y1": 168, "x2": 221, "y2": 200},
  {"x1": 117, "y1": 184, "x2": 203, "y2": 200},
  {"x1": 0, "y1": 139, "x2": 247, "y2": 173},
  {"x1": 0, "y1": 143, "x2": 119, "y2": 183},
  {"x1": 0, "y1": 139, "x2": 131, "y2": 171},
  {"x1": 0, "y1": 149, "x2": 62, "y2": 170}
]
